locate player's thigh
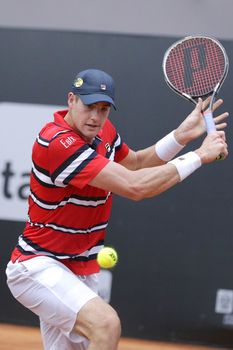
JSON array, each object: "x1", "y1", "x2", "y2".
[
  {"x1": 6, "y1": 257, "x2": 98, "y2": 336},
  {"x1": 75, "y1": 296, "x2": 121, "y2": 340}
]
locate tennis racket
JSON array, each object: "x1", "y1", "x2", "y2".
[{"x1": 163, "y1": 35, "x2": 229, "y2": 159}]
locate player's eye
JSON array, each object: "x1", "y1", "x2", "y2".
[
  {"x1": 101, "y1": 106, "x2": 110, "y2": 112},
  {"x1": 86, "y1": 104, "x2": 94, "y2": 111}
]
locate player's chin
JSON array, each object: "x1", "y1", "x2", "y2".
[{"x1": 83, "y1": 128, "x2": 99, "y2": 142}]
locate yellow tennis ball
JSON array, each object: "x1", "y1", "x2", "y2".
[{"x1": 97, "y1": 247, "x2": 118, "y2": 269}]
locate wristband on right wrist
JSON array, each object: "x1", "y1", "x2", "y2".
[
  {"x1": 155, "y1": 130, "x2": 185, "y2": 162},
  {"x1": 168, "y1": 151, "x2": 202, "y2": 181}
]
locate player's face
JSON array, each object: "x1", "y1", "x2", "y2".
[{"x1": 67, "y1": 94, "x2": 111, "y2": 143}]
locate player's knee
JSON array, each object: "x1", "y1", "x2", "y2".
[
  {"x1": 101, "y1": 309, "x2": 121, "y2": 338},
  {"x1": 74, "y1": 297, "x2": 121, "y2": 344},
  {"x1": 91, "y1": 308, "x2": 121, "y2": 344}
]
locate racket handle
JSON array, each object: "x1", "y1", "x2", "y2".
[{"x1": 204, "y1": 111, "x2": 216, "y2": 134}]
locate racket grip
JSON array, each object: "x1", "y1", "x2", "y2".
[{"x1": 204, "y1": 111, "x2": 216, "y2": 134}]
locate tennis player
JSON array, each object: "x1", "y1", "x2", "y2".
[{"x1": 6, "y1": 69, "x2": 228, "y2": 350}]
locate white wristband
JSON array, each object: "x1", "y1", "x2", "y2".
[
  {"x1": 168, "y1": 152, "x2": 202, "y2": 181},
  {"x1": 155, "y1": 130, "x2": 185, "y2": 162}
]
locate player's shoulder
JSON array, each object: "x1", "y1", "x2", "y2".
[
  {"x1": 36, "y1": 121, "x2": 83, "y2": 152},
  {"x1": 39, "y1": 121, "x2": 68, "y2": 139}
]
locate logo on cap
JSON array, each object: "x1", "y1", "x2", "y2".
[
  {"x1": 74, "y1": 78, "x2": 84, "y2": 88},
  {"x1": 100, "y1": 84, "x2": 107, "y2": 90}
]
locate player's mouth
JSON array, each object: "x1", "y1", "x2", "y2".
[{"x1": 86, "y1": 124, "x2": 99, "y2": 129}]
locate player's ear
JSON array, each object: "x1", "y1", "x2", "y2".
[{"x1": 68, "y1": 92, "x2": 77, "y2": 107}]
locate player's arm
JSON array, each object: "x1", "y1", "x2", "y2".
[
  {"x1": 90, "y1": 155, "x2": 179, "y2": 200},
  {"x1": 121, "y1": 99, "x2": 228, "y2": 171},
  {"x1": 119, "y1": 146, "x2": 166, "y2": 170},
  {"x1": 90, "y1": 130, "x2": 228, "y2": 201}
]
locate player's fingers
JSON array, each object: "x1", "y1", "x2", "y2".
[
  {"x1": 202, "y1": 98, "x2": 223, "y2": 113},
  {"x1": 216, "y1": 122, "x2": 227, "y2": 130},
  {"x1": 216, "y1": 130, "x2": 226, "y2": 140},
  {"x1": 196, "y1": 98, "x2": 204, "y2": 112},
  {"x1": 216, "y1": 135, "x2": 228, "y2": 160},
  {"x1": 212, "y1": 98, "x2": 223, "y2": 112},
  {"x1": 214, "y1": 112, "x2": 229, "y2": 123},
  {"x1": 221, "y1": 142, "x2": 228, "y2": 158},
  {"x1": 202, "y1": 96, "x2": 211, "y2": 110},
  {"x1": 214, "y1": 113, "x2": 229, "y2": 130}
]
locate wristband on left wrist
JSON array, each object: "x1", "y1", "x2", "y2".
[{"x1": 155, "y1": 130, "x2": 185, "y2": 162}]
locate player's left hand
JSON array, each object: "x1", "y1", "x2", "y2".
[{"x1": 173, "y1": 97, "x2": 229, "y2": 145}]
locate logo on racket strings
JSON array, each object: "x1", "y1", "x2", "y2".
[{"x1": 183, "y1": 44, "x2": 207, "y2": 88}]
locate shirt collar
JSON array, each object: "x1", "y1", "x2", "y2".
[{"x1": 53, "y1": 110, "x2": 72, "y2": 129}]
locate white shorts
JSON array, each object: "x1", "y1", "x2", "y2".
[{"x1": 6, "y1": 256, "x2": 99, "y2": 350}]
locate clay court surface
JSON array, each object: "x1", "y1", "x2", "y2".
[{"x1": 0, "y1": 323, "x2": 227, "y2": 350}]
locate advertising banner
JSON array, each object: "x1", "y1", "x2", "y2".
[{"x1": 0, "y1": 102, "x2": 64, "y2": 221}]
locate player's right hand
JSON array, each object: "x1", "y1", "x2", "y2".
[{"x1": 195, "y1": 131, "x2": 228, "y2": 164}]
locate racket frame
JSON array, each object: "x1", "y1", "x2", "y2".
[{"x1": 162, "y1": 35, "x2": 229, "y2": 108}]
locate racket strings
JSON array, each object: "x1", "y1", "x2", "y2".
[{"x1": 165, "y1": 38, "x2": 226, "y2": 97}]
